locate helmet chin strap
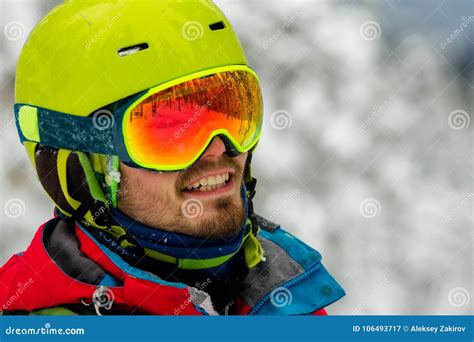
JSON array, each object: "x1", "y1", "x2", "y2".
[{"x1": 242, "y1": 150, "x2": 257, "y2": 217}]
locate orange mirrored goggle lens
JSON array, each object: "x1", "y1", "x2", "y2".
[{"x1": 123, "y1": 69, "x2": 263, "y2": 170}]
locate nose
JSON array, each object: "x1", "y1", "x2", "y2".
[{"x1": 200, "y1": 136, "x2": 226, "y2": 160}]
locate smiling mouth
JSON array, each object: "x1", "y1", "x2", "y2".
[
  {"x1": 182, "y1": 171, "x2": 233, "y2": 193},
  {"x1": 184, "y1": 172, "x2": 230, "y2": 192}
]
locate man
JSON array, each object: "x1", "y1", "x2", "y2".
[{"x1": 0, "y1": 0, "x2": 345, "y2": 315}]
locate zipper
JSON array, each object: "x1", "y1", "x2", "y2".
[{"x1": 248, "y1": 263, "x2": 320, "y2": 315}]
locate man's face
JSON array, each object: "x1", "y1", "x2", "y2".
[{"x1": 118, "y1": 137, "x2": 248, "y2": 238}]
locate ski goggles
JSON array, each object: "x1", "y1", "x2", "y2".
[{"x1": 14, "y1": 65, "x2": 263, "y2": 171}]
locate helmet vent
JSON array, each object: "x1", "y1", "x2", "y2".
[
  {"x1": 117, "y1": 43, "x2": 149, "y2": 57},
  {"x1": 209, "y1": 21, "x2": 225, "y2": 31}
]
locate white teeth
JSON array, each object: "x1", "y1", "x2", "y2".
[
  {"x1": 207, "y1": 175, "x2": 217, "y2": 186},
  {"x1": 186, "y1": 172, "x2": 230, "y2": 191}
]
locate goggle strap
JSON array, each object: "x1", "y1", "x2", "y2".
[{"x1": 14, "y1": 104, "x2": 117, "y2": 155}]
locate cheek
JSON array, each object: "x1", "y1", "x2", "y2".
[
  {"x1": 140, "y1": 172, "x2": 178, "y2": 192},
  {"x1": 237, "y1": 153, "x2": 249, "y2": 169},
  {"x1": 121, "y1": 165, "x2": 179, "y2": 193}
]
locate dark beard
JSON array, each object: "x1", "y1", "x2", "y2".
[
  {"x1": 119, "y1": 192, "x2": 245, "y2": 239},
  {"x1": 177, "y1": 195, "x2": 245, "y2": 239}
]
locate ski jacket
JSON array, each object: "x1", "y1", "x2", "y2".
[{"x1": 0, "y1": 215, "x2": 345, "y2": 315}]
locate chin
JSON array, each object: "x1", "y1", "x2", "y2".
[{"x1": 187, "y1": 201, "x2": 245, "y2": 239}]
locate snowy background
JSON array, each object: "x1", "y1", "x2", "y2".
[{"x1": 0, "y1": 0, "x2": 472, "y2": 314}]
